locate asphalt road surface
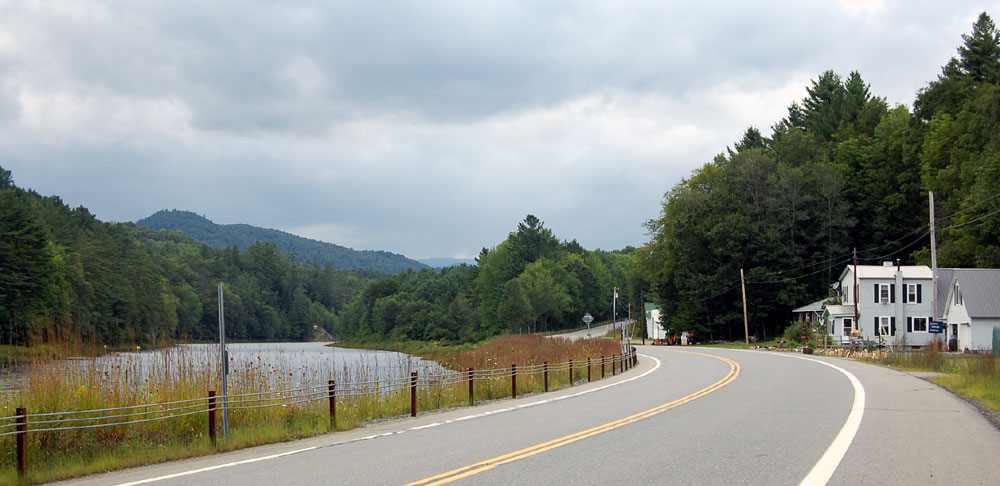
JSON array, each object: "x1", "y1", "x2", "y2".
[{"x1": 54, "y1": 346, "x2": 1000, "y2": 486}]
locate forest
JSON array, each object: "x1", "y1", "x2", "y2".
[
  {"x1": 0, "y1": 171, "x2": 379, "y2": 346},
  {"x1": 638, "y1": 12, "x2": 1000, "y2": 342},
  {"x1": 336, "y1": 215, "x2": 640, "y2": 342}
]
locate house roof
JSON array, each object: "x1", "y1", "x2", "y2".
[
  {"x1": 823, "y1": 304, "x2": 855, "y2": 317},
  {"x1": 947, "y1": 269, "x2": 1000, "y2": 318},
  {"x1": 792, "y1": 299, "x2": 827, "y2": 313},
  {"x1": 838, "y1": 264, "x2": 932, "y2": 281},
  {"x1": 935, "y1": 268, "x2": 955, "y2": 317}
]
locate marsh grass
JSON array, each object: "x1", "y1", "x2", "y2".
[{"x1": 0, "y1": 335, "x2": 624, "y2": 484}]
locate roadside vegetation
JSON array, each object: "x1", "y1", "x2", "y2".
[
  {"x1": 0, "y1": 334, "x2": 623, "y2": 485},
  {"x1": 875, "y1": 346, "x2": 1000, "y2": 413}
]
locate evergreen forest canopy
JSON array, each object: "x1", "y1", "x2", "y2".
[
  {"x1": 0, "y1": 171, "x2": 381, "y2": 346},
  {"x1": 137, "y1": 209, "x2": 426, "y2": 274},
  {"x1": 639, "y1": 12, "x2": 1000, "y2": 342}
]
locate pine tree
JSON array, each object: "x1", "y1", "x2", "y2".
[{"x1": 958, "y1": 12, "x2": 1000, "y2": 84}]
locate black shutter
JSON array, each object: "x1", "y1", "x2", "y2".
[
  {"x1": 917, "y1": 284, "x2": 922, "y2": 303},
  {"x1": 874, "y1": 317, "x2": 880, "y2": 336},
  {"x1": 891, "y1": 318, "x2": 896, "y2": 336},
  {"x1": 874, "y1": 284, "x2": 879, "y2": 303},
  {"x1": 907, "y1": 317, "x2": 912, "y2": 333},
  {"x1": 890, "y1": 284, "x2": 896, "y2": 303},
  {"x1": 902, "y1": 287, "x2": 908, "y2": 303}
]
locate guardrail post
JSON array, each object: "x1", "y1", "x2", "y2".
[
  {"x1": 328, "y1": 380, "x2": 336, "y2": 430},
  {"x1": 588, "y1": 357, "x2": 592, "y2": 382},
  {"x1": 620, "y1": 353, "x2": 624, "y2": 374},
  {"x1": 568, "y1": 359, "x2": 573, "y2": 387},
  {"x1": 410, "y1": 372, "x2": 418, "y2": 417},
  {"x1": 511, "y1": 364, "x2": 517, "y2": 399},
  {"x1": 601, "y1": 356, "x2": 605, "y2": 379},
  {"x1": 207, "y1": 391, "x2": 217, "y2": 447},
  {"x1": 468, "y1": 368, "x2": 474, "y2": 406},
  {"x1": 612, "y1": 355, "x2": 617, "y2": 376},
  {"x1": 633, "y1": 351, "x2": 637, "y2": 367},
  {"x1": 544, "y1": 362, "x2": 549, "y2": 392},
  {"x1": 16, "y1": 407, "x2": 26, "y2": 478}
]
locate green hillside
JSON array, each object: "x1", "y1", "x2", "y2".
[{"x1": 137, "y1": 210, "x2": 426, "y2": 274}]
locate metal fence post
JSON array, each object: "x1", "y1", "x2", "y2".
[
  {"x1": 16, "y1": 407, "x2": 26, "y2": 477},
  {"x1": 207, "y1": 391, "x2": 217, "y2": 447},
  {"x1": 328, "y1": 380, "x2": 336, "y2": 430},
  {"x1": 468, "y1": 368, "x2": 474, "y2": 406},
  {"x1": 511, "y1": 364, "x2": 517, "y2": 399},
  {"x1": 410, "y1": 371, "x2": 418, "y2": 417},
  {"x1": 544, "y1": 362, "x2": 549, "y2": 392}
]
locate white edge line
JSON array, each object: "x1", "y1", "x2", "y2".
[
  {"x1": 114, "y1": 355, "x2": 661, "y2": 486},
  {"x1": 764, "y1": 352, "x2": 866, "y2": 486}
]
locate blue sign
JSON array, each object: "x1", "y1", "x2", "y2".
[{"x1": 929, "y1": 321, "x2": 945, "y2": 334}]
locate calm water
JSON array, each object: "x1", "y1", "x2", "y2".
[{"x1": 2, "y1": 342, "x2": 448, "y2": 393}]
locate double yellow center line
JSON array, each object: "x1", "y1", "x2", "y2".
[{"x1": 405, "y1": 350, "x2": 741, "y2": 486}]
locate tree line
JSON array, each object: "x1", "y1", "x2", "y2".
[
  {"x1": 638, "y1": 12, "x2": 1000, "y2": 341},
  {"x1": 338, "y1": 215, "x2": 640, "y2": 342},
  {"x1": 0, "y1": 169, "x2": 378, "y2": 346}
]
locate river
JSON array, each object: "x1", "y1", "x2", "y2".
[{"x1": 2, "y1": 342, "x2": 447, "y2": 394}]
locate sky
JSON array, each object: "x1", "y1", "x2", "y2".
[{"x1": 0, "y1": 1, "x2": 994, "y2": 260}]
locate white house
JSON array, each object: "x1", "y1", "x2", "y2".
[
  {"x1": 829, "y1": 262, "x2": 936, "y2": 348},
  {"x1": 940, "y1": 268, "x2": 1000, "y2": 351}
]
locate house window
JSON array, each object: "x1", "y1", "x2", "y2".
[
  {"x1": 954, "y1": 284, "x2": 963, "y2": 306},
  {"x1": 878, "y1": 316, "x2": 891, "y2": 335},
  {"x1": 908, "y1": 317, "x2": 928, "y2": 332},
  {"x1": 877, "y1": 284, "x2": 890, "y2": 304},
  {"x1": 843, "y1": 318, "x2": 853, "y2": 336},
  {"x1": 905, "y1": 284, "x2": 921, "y2": 303}
]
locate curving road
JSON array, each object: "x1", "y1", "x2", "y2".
[{"x1": 55, "y1": 346, "x2": 1000, "y2": 486}]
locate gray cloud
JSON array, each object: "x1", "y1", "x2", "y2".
[{"x1": 0, "y1": 0, "x2": 996, "y2": 258}]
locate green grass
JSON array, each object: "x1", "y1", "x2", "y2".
[{"x1": 863, "y1": 346, "x2": 1000, "y2": 413}]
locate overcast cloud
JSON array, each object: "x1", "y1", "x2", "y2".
[{"x1": 0, "y1": 1, "x2": 993, "y2": 259}]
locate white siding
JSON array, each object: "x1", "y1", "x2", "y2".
[{"x1": 971, "y1": 319, "x2": 999, "y2": 351}]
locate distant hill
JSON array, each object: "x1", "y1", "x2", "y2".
[
  {"x1": 137, "y1": 210, "x2": 427, "y2": 274},
  {"x1": 419, "y1": 257, "x2": 477, "y2": 268}
]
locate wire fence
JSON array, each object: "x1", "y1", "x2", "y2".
[{"x1": 3, "y1": 350, "x2": 638, "y2": 477}]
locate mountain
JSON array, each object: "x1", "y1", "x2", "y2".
[
  {"x1": 419, "y1": 257, "x2": 477, "y2": 268},
  {"x1": 137, "y1": 210, "x2": 427, "y2": 274}
]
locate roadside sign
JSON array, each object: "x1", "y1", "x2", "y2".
[
  {"x1": 929, "y1": 321, "x2": 945, "y2": 334},
  {"x1": 582, "y1": 313, "x2": 593, "y2": 324}
]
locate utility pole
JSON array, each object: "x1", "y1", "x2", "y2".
[
  {"x1": 218, "y1": 283, "x2": 230, "y2": 439},
  {"x1": 740, "y1": 268, "x2": 749, "y2": 345},
  {"x1": 853, "y1": 248, "x2": 860, "y2": 346},
  {"x1": 930, "y1": 191, "x2": 938, "y2": 322}
]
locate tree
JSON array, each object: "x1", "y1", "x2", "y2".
[
  {"x1": 0, "y1": 189, "x2": 51, "y2": 343},
  {"x1": 958, "y1": 12, "x2": 1000, "y2": 84},
  {"x1": 0, "y1": 166, "x2": 12, "y2": 190}
]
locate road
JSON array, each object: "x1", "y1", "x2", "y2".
[{"x1": 55, "y1": 346, "x2": 1000, "y2": 486}]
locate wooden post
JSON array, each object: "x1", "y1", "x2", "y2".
[
  {"x1": 328, "y1": 380, "x2": 336, "y2": 430},
  {"x1": 16, "y1": 407, "x2": 26, "y2": 477},
  {"x1": 612, "y1": 355, "x2": 617, "y2": 376},
  {"x1": 410, "y1": 372, "x2": 418, "y2": 417},
  {"x1": 543, "y1": 362, "x2": 549, "y2": 392},
  {"x1": 468, "y1": 368, "x2": 474, "y2": 406},
  {"x1": 588, "y1": 357, "x2": 592, "y2": 382},
  {"x1": 568, "y1": 359, "x2": 573, "y2": 387},
  {"x1": 511, "y1": 364, "x2": 517, "y2": 399},
  {"x1": 601, "y1": 356, "x2": 605, "y2": 378},
  {"x1": 208, "y1": 391, "x2": 217, "y2": 446},
  {"x1": 741, "y1": 267, "x2": 750, "y2": 346}
]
